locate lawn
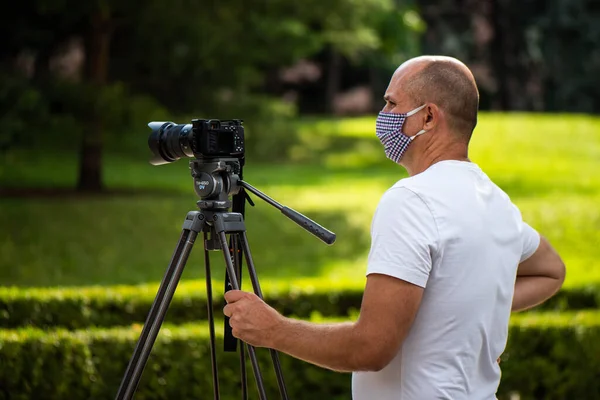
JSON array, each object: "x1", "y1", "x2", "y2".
[{"x1": 0, "y1": 112, "x2": 598, "y2": 288}]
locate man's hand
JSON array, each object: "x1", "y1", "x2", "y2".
[{"x1": 223, "y1": 290, "x2": 285, "y2": 348}]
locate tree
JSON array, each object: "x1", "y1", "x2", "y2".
[
  {"x1": 1, "y1": 0, "x2": 412, "y2": 190},
  {"x1": 417, "y1": 0, "x2": 600, "y2": 112},
  {"x1": 77, "y1": 5, "x2": 111, "y2": 191}
]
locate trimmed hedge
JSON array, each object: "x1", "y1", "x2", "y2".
[
  {"x1": 499, "y1": 312, "x2": 600, "y2": 399},
  {"x1": 0, "y1": 312, "x2": 599, "y2": 400},
  {"x1": 1, "y1": 280, "x2": 598, "y2": 329},
  {"x1": 0, "y1": 279, "x2": 364, "y2": 330},
  {"x1": 0, "y1": 321, "x2": 352, "y2": 400}
]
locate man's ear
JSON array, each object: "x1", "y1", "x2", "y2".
[{"x1": 423, "y1": 104, "x2": 439, "y2": 131}]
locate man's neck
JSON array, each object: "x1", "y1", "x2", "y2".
[{"x1": 402, "y1": 141, "x2": 470, "y2": 176}]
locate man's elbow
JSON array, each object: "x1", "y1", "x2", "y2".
[
  {"x1": 554, "y1": 259, "x2": 566, "y2": 291},
  {"x1": 366, "y1": 356, "x2": 392, "y2": 372},
  {"x1": 354, "y1": 343, "x2": 397, "y2": 372},
  {"x1": 542, "y1": 259, "x2": 566, "y2": 303},
  {"x1": 541, "y1": 258, "x2": 566, "y2": 299},
  {"x1": 540, "y1": 236, "x2": 567, "y2": 287},
  {"x1": 366, "y1": 348, "x2": 397, "y2": 372}
]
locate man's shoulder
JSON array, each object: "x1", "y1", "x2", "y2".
[
  {"x1": 389, "y1": 170, "x2": 441, "y2": 199},
  {"x1": 379, "y1": 182, "x2": 431, "y2": 215},
  {"x1": 392, "y1": 160, "x2": 484, "y2": 197},
  {"x1": 386, "y1": 162, "x2": 475, "y2": 214}
]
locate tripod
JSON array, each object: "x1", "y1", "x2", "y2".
[{"x1": 115, "y1": 159, "x2": 336, "y2": 400}]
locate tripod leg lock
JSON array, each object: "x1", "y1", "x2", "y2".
[
  {"x1": 182, "y1": 211, "x2": 206, "y2": 233},
  {"x1": 213, "y1": 212, "x2": 246, "y2": 233}
]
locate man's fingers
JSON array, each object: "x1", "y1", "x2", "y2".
[
  {"x1": 224, "y1": 289, "x2": 249, "y2": 303},
  {"x1": 223, "y1": 290, "x2": 254, "y2": 316},
  {"x1": 223, "y1": 303, "x2": 233, "y2": 317}
]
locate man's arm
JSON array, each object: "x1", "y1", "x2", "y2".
[
  {"x1": 223, "y1": 273, "x2": 423, "y2": 372},
  {"x1": 512, "y1": 235, "x2": 566, "y2": 312}
]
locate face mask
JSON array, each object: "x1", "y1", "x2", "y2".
[{"x1": 375, "y1": 104, "x2": 428, "y2": 163}]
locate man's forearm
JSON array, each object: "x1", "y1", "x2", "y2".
[
  {"x1": 513, "y1": 236, "x2": 566, "y2": 312},
  {"x1": 270, "y1": 318, "x2": 370, "y2": 372},
  {"x1": 512, "y1": 275, "x2": 563, "y2": 312}
]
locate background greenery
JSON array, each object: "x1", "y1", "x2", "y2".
[
  {"x1": 1, "y1": 113, "x2": 599, "y2": 288},
  {"x1": 1, "y1": 0, "x2": 599, "y2": 398}
]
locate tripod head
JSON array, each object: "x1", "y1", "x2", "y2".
[
  {"x1": 188, "y1": 158, "x2": 336, "y2": 245},
  {"x1": 190, "y1": 158, "x2": 241, "y2": 210}
]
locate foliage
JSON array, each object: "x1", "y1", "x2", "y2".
[
  {"x1": 108, "y1": 0, "x2": 400, "y2": 111},
  {"x1": 209, "y1": 93, "x2": 300, "y2": 164},
  {"x1": 0, "y1": 69, "x2": 151, "y2": 154},
  {"x1": 0, "y1": 75, "x2": 298, "y2": 165},
  {"x1": 0, "y1": 73, "x2": 48, "y2": 152},
  {"x1": 417, "y1": 0, "x2": 600, "y2": 112},
  {"x1": 499, "y1": 312, "x2": 600, "y2": 399},
  {"x1": 1, "y1": 0, "x2": 405, "y2": 109},
  {"x1": 0, "y1": 0, "x2": 418, "y2": 188},
  {"x1": 1, "y1": 280, "x2": 598, "y2": 330},
  {"x1": 0, "y1": 313, "x2": 599, "y2": 399}
]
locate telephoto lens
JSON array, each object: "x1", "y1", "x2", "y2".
[{"x1": 147, "y1": 122, "x2": 194, "y2": 165}]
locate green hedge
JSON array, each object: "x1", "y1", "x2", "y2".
[
  {"x1": 0, "y1": 279, "x2": 364, "y2": 330},
  {"x1": 0, "y1": 321, "x2": 352, "y2": 400},
  {"x1": 499, "y1": 312, "x2": 600, "y2": 399},
  {"x1": 0, "y1": 312, "x2": 599, "y2": 400},
  {"x1": 1, "y1": 280, "x2": 598, "y2": 329}
]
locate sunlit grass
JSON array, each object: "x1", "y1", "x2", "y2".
[{"x1": 0, "y1": 112, "x2": 598, "y2": 288}]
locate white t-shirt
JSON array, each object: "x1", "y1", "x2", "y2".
[{"x1": 352, "y1": 160, "x2": 540, "y2": 400}]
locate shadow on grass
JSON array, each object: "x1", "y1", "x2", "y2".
[
  {"x1": 3, "y1": 161, "x2": 595, "y2": 201},
  {"x1": 0, "y1": 138, "x2": 400, "y2": 191},
  {"x1": 0, "y1": 194, "x2": 370, "y2": 287},
  {"x1": 0, "y1": 187, "x2": 188, "y2": 199}
]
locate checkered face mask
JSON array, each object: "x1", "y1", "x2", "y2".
[{"x1": 375, "y1": 104, "x2": 428, "y2": 163}]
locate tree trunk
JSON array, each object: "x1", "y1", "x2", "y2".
[
  {"x1": 77, "y1": 8, "x2": 111, "y2": 192},
  {"x1": 325, "y1": 48, "x2": 342, "y2": 114},
  {"x1": 489, "y1": 0, "x2": 510, "y2": 110}
]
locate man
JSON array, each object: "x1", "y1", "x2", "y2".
[{"x1": 223, "y1": 55, "x2": 566, "y2": 399}]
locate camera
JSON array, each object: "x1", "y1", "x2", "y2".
[{"x1": 148, "y1": 119, "x2": 244, "y2": 165}]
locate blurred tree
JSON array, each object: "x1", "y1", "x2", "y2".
[
  {"x1": 258, "y1": 0, "x2": 424, "y2": 114},
  {"x1": 1, "y1": 0, "x2": 415, "y2": 190},
  {"x1": 1, "y1": 0, "x2": 123, "y2": 191},
  {"x1": 79, "y1": 4, "x2": 111, "y2": 191},
  {"x1": 418, "y1": 0, "x2": 600, "y2": 112},
  {"x1": 111, "y1": 0, "x2": 406, "y2": 113}
]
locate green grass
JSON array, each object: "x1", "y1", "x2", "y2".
[{"x1": 0, "y1": 112, "x2": 599, "y2": 288}]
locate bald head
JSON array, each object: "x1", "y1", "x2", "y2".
[{"x1": 393, "y1": 56, "x2": 479, "y2": 140}]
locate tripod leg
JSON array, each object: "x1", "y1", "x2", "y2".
[
  {"x1": 204, "y1": 232, "x2": 220, "y2": 400},
  {"x1": 239, "y1": 232, "x2": 289, "y2": 400},
  {"x1": 216, "y1": 230, "x2": 268, "y2": 400},
  {"x1": 232, "y1": 236, "x2": 248, "y2": 400},
  {"x1": 115, "y1": 212, "x2": 204, "y2": 400}
]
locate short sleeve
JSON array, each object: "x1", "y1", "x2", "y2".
[
  {"x1": 520, "y1": 221, "x2": 540, "y2": 262},
  {"x1": 367, "y1": 187, "x2": 439, "y2": 288}
]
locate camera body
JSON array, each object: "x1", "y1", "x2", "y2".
[
  {"x1": 148, "y1": 119, "x2": 244, "y2": 166},
  {"x1": 192, "y1": 119, "x2": 244, "y2": 158}
]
